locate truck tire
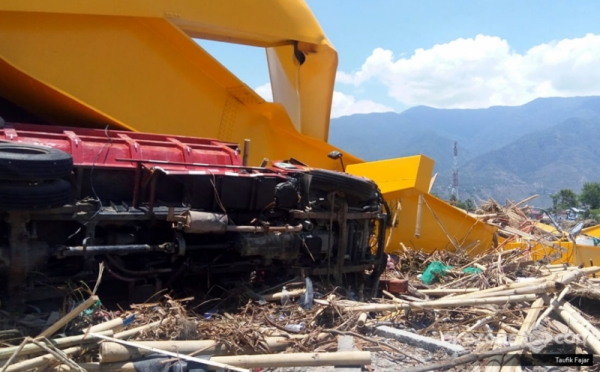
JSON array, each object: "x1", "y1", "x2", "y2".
[
  {"x1": 0, "y1": 143, "x2": 73, "y2": 181},
  {"x1": 0, "y1": 179, "x2": 72, "y2": 210},
  {"x1": 309, "y1": 169, "x2": 376, "y2": 201}
]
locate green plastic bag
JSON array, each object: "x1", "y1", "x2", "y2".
[
  {"x1": 420, "y1": 261, "x2": 452, "y2": 285},
  {"x1": 463, "y1": 267, "x2": 483, "y2": 275}
]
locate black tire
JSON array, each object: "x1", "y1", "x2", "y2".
[
  {"x1": 309, "y1": 169, "x2": 376, "y2": 201},
  {"x1": 0, "y1": 179, "x2": 72, "y2": 210},
  {"x1": 0, "y1": 143, "x2": 73, "y2": 181}
]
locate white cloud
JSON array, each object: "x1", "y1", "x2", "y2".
[
  {"x1": 337, "y1": 34, "x2": 600, "y2": 108},
  {"x1": 330, "y1": 91, "x2": 394, "y2": 118},
  {"x1": 254, "y1": 83, "x2": 394, "y2": 118},
  {"x1": 255, "y1": 82, "x2": 273, "y2": 101}
]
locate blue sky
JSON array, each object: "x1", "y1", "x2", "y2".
[{"x1": 197, "y1": 1, "x2": 600, "y2": 118}]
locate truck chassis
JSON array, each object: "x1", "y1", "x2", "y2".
[{"x1": 0, "y1": 123, "x2": 387, "y2": 304}]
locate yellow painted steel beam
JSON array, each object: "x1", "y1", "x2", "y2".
[
  {"x1": 0, "y1": 0, "x2": 327, "y2": 46},
  {"x1": 383, "y1": 193, "x2": 497, "y2": 255},
  {"x1": 582, "y1": 224, "x2": 600, "y2": 238},
  {"x1": 574, "y1": 244, "x2": 600, "y2": 266},
  {"x1": 0, "y1": 9, "x2": 347, "y2": 169},
  {"x1": 0, "y1": 1, "x2": 502, "y2": 258},
  {"x1": 347, "y1": 156, "x2": 497, "y2": 254},
  {"x1": 346, "y1": 156, "x2": 434, "y2": 199},
  {"x1": 0, "y1": 0, "x2": 334, "y2": 143}
]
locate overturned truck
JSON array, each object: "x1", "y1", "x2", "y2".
[{"x1": 0, "y1": 123, "x2": 387, "y2": 304}]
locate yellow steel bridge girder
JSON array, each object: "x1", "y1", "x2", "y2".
[
  {"x1": 0, "y1": 8, "x2": 348, "y2": 169},
  {"x1": 0, "y1": 0, "x2": 335, "y2": 144},
  {"x1": 0, "y1": 1, "x2": 501, "y2": 258},
  {"x1": 347, "y1": 156, "x2": 497, "y2": 255}
]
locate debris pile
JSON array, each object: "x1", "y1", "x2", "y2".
[
  {"x1": 2, "y1": 197, "x2": 600, "y2": 371},
  {"x1": 2, "y1": 251, "x2": 600, "y2": 372}
]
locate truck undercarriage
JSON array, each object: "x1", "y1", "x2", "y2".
[{"x1": 0, "y1": 123, "x2": 387, "y2": 305}]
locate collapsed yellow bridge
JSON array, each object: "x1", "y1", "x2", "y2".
[{"x1": 0, "y1": 0, "x2": 589, "y2": 264}]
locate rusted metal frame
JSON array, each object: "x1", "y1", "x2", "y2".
[
  {"x1": 369, "y1": 215, "x2": 388, "y2": 297},
  {"x1": 335, "y1": 200, "x2": 349, "y2": 285},
  {"x1": 27, "y1": 207, "x2": 181, "y2": 221},
  {"x1": 347, "y1": 222, "x2": 357, "y2": 263},
  {"x1": 59, "y1": 243, "x2": 171, "y2": 257},
  {"x1": 360, "y1": 219, "x2": 370, "y2": 262},
  {"x1": 132, "y1": 162, "x2": 143, "y2": 208},
  {"x1": 373, "y1": 216, "x2": 386, "y2": 265},
  {"x1": 114, "y1": 158, "x2": 278, "y2": 173},
  {"x1": 75, "y1": 167, "x2": 84, "y2": 200},
  {"x1": 291, "y1": 211, "x2": 379, "y2": 220},
  {"x1": 326, "y1": 192, "x2": 336, "y2": 281},
  {"x1": 309, "y1": 264, "x2": 374, "y2": 276},
  {"x1": 7, "y1": 213, "x2": 30, "y2": 301},
  {"x1": 148, "y1": 171, "x2": 160, "y2": 214},
  {"x1": 249, "y1": 177, "x2": 258, "y2": 210}
]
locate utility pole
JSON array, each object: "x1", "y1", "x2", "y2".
[{"x1": 451, "y1": 141, "x2": 458, "y2": 200}]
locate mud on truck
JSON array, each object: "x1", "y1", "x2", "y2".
[{"x1": 0, "y1": 122, "x2": 388, "y2": 306}]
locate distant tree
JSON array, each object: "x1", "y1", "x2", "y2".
[
  {"x1": 550, "y1": 189, "x2": 578, "y2": 212},
  {"x1": 580, "y1": 182, "x2": 600, "y2": 209},
  {"x1": 448, "y1": 195, "x2": 476, "y2": 211},
  {"x1": 448, "y1": 194, "x2": 458, "y2": 205},
  {"x1": 464, "y1": 198, "x2": 476, "y2": 211}
]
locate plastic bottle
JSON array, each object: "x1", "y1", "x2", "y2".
[
  {"x1": 280, "y1": 286, "x2": 290, "y2": 306},
  {"x1": 300, "y1": 277, "x2": 314, "y2": 310},
  {"x1": 284, "y1": 322, "x2": 305, "y2": 332}
]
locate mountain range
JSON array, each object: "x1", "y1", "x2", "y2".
[{"x1": 328, "y1": 96, "x2": 600, "y2": 208}]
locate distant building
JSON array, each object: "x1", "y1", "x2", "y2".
[
  {"x1": 566, "y1": 208, "x2": 585, "y2": 221},
  {"x1": 528, "y1": 208, "x2": 544, "y2": 220},
  {"x1": 528, "y1": 207, "x2": 550, "y2": 220}
]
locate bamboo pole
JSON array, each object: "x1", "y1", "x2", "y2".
[
  {"x1": 88, "y1": 318, "x2": 125, "y2": 333},
  {"x1": 513, "y1": 194, "x2": 538, "y2": 207},
  {"x1": 38, "y1": 296, "x2": 99, "y2": 339},
  {"x1": 456, "y1": 316, "x2": 493, "y2": 342},
  {"x1": 553, "y1": 303, "x2": 600, "y2": 354},
  {"x1": 501, "y1": 297, "x2": 545, "y2": 372},
  {"x1": 472, "y1": 281, "x2": 561, "y2": 299},
  {"x1": 114, "y1": 321, "x2": 162, "y2": 340},
  {"x1": 445, "y1": 267, "x2": 595, "y2": 302},
  {"x1": 357, "y1": 313, "x2": 368, "y2": 328},
  {"x1": 382, "y1": 290, "x2": 409, "y2": 303},
  {"x1": 498, "y1": 323, "x2": 519, "y2": 334},
  {"x1": 543, "y1": 264, "x2": 570, "y2": 268},
  {"x1": 3, "y1": 346, "x2": 81, "y2": 372},
  {"x1": 415, "y1": 194, "x2": 423, "y2": 238},
  {"x1": 534, "y1": 286, "x2": 570, "y2": 329},
  {"x1": 401, "y1": 344, "x2": 529, "y2": 372},
  {"x1": 262, "y1": 289, "x2": 305, "y2": 302},
  {"x1": 407, "y1": 285, "x2": 428, "y2": 300},
  {"x1": 484, "y1": 329, "x2": 507, "y2": 372},
  {"x1": 341, "y1": 294, "x2": 538, "y2": 312},
  {"x1": 82, "y1": 351, "x2": 371, "y2": 371},
  {"x1": 100, "y1": 336, "x2": 304, "y2": 363},
  {"x1": 419, "y1": 288, "x2": 480, "y2": 296},
  {"x1": 208, "y1": 351, "x2": 371, "y2": 369},
  {"x1": 89, "y1": 332, "x2": 249, "y2": 372},
  {"x1": 441, "y1": 278, "x2": 552, "y2": 301},
  {"x1": 560, "y1": 302, "x2": 600, "y2": 342},
  {"x1": 0, "y1": 330, "x2": 113, "y2": 360}
]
